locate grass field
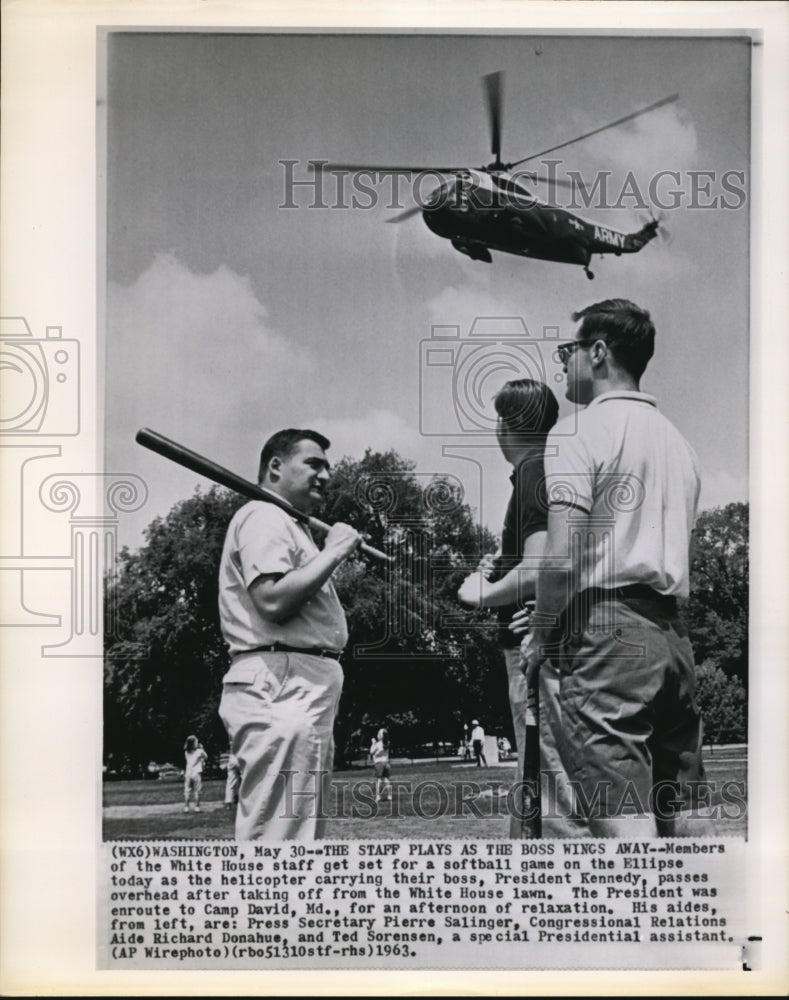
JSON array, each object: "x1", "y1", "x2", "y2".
[{"x1": 103, "y1": 746, "x2": 747, "y2": 840}]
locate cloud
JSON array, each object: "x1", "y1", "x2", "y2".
[
  {"x1": 107, "y1": 252, "x2": 313, "y2": 437},
  {"x1": 544, "y1": 103, "x2": 699, "y2": 221},
  {"x1": 427, "y1": 283, "x2": 508, "y2": 327},
  {"x1": 305, "y1": 408, "x2": 437, "y2": 467},
  {"x1": 109, "y1": 252, "x2": 309, "y2": 377},
  {"x1": 106, "y1": 253, "x2": 316, "y2": 549},
  {"x1": 581, "y1": 103, "x2": 699, "y2": 178}
]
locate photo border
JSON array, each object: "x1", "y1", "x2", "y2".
[{"x1": 1, "y1": 1, "x2": 787, "y2": 996}]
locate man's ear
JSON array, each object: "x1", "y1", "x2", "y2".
[
  {"x1": 267, "y1": 455, "x2": 282, "y2": 480},
  {"x1": 590, "y1": 339, "x2": 609, "y2": 369}
]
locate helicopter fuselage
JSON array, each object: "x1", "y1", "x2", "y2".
[{"x1": 422, "y1": 184, "x2": 657, "y2": 270}]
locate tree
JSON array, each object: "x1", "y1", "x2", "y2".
[
  {"x1": 104, "y1": 486, "x2": 244, "y2": 768},
  {"x1": 695, "y1": 660, "x2": 747, "y2": 746},
  {"x1": 320, "y1": 449, "x2": 504, "y2": 761},
  {"x1": 685, "y1": 502, "x2": 748, "y2": 686}
]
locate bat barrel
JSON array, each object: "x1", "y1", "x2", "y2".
[{"x1": 135, "y1": 427, "x2": 261, "y2": 502}]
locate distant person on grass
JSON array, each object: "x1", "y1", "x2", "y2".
[
  {"x1": 470, "y1": 720, "x2": 487, "y2": 767},
  {"x1": 369, "y1": 727, "x2": 392, "y2": 803},
  {"x1": 183, "y1": 735, "x2": 208, "y2": 813}
]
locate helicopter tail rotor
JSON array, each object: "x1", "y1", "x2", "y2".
[{"x1": 638, "y1": 208, "x2": 673, "y2": 246}]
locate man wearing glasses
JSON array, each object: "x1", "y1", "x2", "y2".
[{"x1": 514, "y1": 298, "x2": 706, "y2": 837}]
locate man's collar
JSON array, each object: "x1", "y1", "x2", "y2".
[{"x1": 588, "y1": 390, "x2": 658, "y2": 408}]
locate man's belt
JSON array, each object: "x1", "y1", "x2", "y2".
[
  {"x1": 540, "y1": 585, "x2": 680, "y2": 652},
  {"x1": 582, "y1": 584, "x2": 678, "y2": 612},
  {"x1": 609, "y1": 584, "x2": 677, "y2": 606},
  {"x1": 250, "y1": 642, "x2": 343, "y2": 659}
]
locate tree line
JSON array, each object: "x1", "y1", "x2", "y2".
[{"x1": 103, "y1": 449, "x2": 747, "y2": 775}]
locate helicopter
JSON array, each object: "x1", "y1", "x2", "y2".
[{"x1": 313, "y1": 73, "x2": 675, "y2": 279}]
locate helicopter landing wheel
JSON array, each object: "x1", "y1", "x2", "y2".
[{"x1": 584, "y1": 266, "x2": 595, "y2": 280}]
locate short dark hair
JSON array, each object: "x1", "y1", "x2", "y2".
[
  {"x1": 494, "y1": 379, "x2": 559, "y2": 435},
  {"x1": 572, "y1": 298, "x2": 655, "y2": 380},
  {"x1": 258, "y1": 428, "x2": 330, "y2": 482}
]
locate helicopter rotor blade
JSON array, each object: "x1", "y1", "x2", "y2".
[
  {"x1": 311, "y1": 161, "x2": 581, "y2": 191},
  {"x1": 384, "y1": 203, "x2": 427, "y2": 223},
  {"x1": 529, "y1": 174, "x2": 585, "y2": 192},
  {"x1": 504, "y1": 93, "x2": 680, "y2": 169},
  {"x1": 385, "y1": 179, "x2": 452, "y2": 222},
  {"x1": 482, "y1": 71, "x2": 504, "y2": 167},
  {"x1": 310, "y1": 162, "x2": 469, "y2": 175}
]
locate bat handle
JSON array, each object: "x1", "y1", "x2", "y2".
[
  {"x1": 359, "y1": 540, "x2": 392, "y2": 563},
  {"x1": 306, "y1": 514, "x2": 392, "y2": 563}
]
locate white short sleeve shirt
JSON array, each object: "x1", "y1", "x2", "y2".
[
  {"x1": 544, "y1": 392, "x2": 701, "y2": 597},
  {"x1": 218, "y1": 501, "x2": 349, "y2": 655}
]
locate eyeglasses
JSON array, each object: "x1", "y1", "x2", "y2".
[{"x1": 556, "y1": 338, "x2": 601, "y2": 365}]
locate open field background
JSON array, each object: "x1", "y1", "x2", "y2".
[{"x1": 103, "y1": 746, "x2": 747, "y2": 840}]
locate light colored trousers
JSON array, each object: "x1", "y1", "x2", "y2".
[
  {"x1": 219, "y1": 650, "x2": 343, "y2": 840},
  {"x1": 224, "y1": 760, "x2": 240, "y2": 805}
]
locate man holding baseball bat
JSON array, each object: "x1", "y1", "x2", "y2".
[
  {"x1": 217, "y1": 428, "x2": 360, "y2": 840},
  {"x1": 457, "y1": 379, "x2": 559, "y2": 837}
]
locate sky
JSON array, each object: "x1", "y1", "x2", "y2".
[{"x1": 103, "y1": 31, "x2": 751, "y2": 552}]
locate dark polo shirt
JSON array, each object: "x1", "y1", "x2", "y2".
[{"x1": 490, "y1": 445, "x2": 548, "y2": 649}]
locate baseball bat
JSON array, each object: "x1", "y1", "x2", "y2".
[
  {"x1": 521, "y1": 668, "x2": 542, "y2": 838},
  {"x1": 520, "y1": 602, "x2": 542, "y2": 837},
  {"x1": 135, "y1": 427, "x2": 392, "y2": 563}
]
